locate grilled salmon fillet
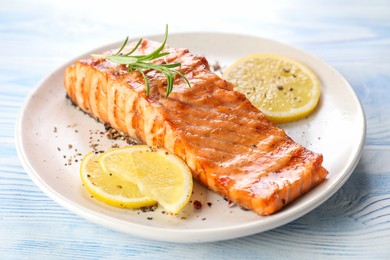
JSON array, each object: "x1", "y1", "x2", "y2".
[{"x1": 64, "y1": 39, "x2": 328, "y2": 215}]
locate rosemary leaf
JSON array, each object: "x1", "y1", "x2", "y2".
[
  {"x1": 106, "y1": 56, "x2": 138, "y2": 65},
  {"x1": 114, "y1": 36, "x2": 129, "y2": 56},
  {"x1": 135, "y1": 68, "x2": 150, "y2": 96},
  {"x1": 122, "y1": 38, "x2": 143, "y2": 56},
  {"x1": 91, "y1": 25, "x2": 190, "y2": 97}
]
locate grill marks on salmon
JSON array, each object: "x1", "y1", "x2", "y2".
[{"x1": 64, "y1": 39, "x2": 328, "y2": 215}]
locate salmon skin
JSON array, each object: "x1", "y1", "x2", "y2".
[{"x1": 64, "y1": 39, "x2": 328, "y2": 215}]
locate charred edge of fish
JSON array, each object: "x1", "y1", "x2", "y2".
[
  {"x1": 65, "y1": 94, "x2": 100, "y2": 122},
  {"x1": 65, "y1": 100, "x2": 127, "y2": 149}
]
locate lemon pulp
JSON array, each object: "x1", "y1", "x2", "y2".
[
  {"x1": 96, "y1": 145, "x2": 193, "y2": 214},
  {"x1": 223, "y1": 53, "x2": 321, "y2": 123},
  {"x1": 130, "y1": 146, "x2": 193, "y2": 214},
  {"x1": 80, "y1": 152, "x2": 156, "y2": 208}
]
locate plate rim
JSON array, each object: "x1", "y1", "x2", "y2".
[{"x1": 15, "y1": 31, "x2": 366, "y2": 243}]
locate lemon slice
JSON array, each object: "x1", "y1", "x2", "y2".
[
  {"x1": 80, "y1": 152, "x2": 156, "y2": 208},
  {"x1": 223, "y1": 54, "x2": 321, "y2": 123},
  {"x1": 98, "y1": 146, "x2": 147, "y2": 184},
  {"x1": 99, "y1": 146, "x2": 193, "y2": 214}
]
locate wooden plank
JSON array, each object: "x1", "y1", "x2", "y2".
[{"x1": 1, "y1": 0, "x2": 389, "y2": 258}]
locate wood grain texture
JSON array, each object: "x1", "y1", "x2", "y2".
[{"x1": 1, "y1": 0, "x2": 389, "y2": 258}]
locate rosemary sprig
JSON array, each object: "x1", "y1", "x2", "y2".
[{"x1": 91, "y1": 25, "x2": 190, "y2": 97}]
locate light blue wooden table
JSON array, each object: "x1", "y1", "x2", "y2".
[{"x1": 1, "y1": 0, "x2": 389, "y2": 258}]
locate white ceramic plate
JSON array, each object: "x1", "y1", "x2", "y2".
[{"x1": 16, "y1": 32, "x2": 365, "y2": 243}]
